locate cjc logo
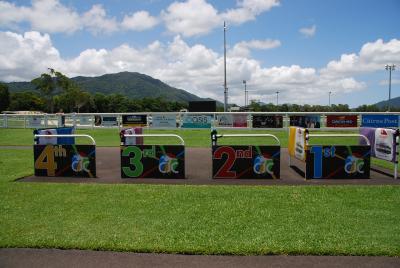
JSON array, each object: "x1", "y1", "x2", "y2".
[
  {"x1": 72, "y1": 153, "x2": 90, "y2": 172},
  {"x1": 159, "y1": 154, "x2": 179, "y2": 174},
  {"x1": 344, "y1": 155, "x2": 364, "y2": 174},
  {"x1": 253, "y1": 155, "x2": 274, "y2": 175}
]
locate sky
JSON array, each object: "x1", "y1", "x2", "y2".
[{"x1": 0, "y1": 0, "x2": 399, "y2": 107}]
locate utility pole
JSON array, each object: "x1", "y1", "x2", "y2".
[
  {"x1": 223, "y1": 21, "x2": 228, "y2": 112},
  {"x1": 385, "y1": 64, "x2": 396, "y2": 112}
]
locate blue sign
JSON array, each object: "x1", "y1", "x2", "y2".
[
  {"x1": 34, "y1": 127, "x2": 75, "y2": 145},
  {"x1": 361, "y1": 115, "x2": 399, "y2": 128},
  {"x1": 181, "y1": 114, "x2": 212, "y2": 128}
]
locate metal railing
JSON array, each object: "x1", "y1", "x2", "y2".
[
  {"x1": 215, "y1": 133, "x2": 280, "y2": 145},
  {"x1": 124, "y1": 134, "x2": 185, "y2": 145},
  {"x1": 306, "y1": 133, "x2": 371, "y2": 146},
  {"x1": 34, "y1": 134, "x2": 96, "y2": 145}
]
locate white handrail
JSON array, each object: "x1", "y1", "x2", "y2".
[
  {"x1": 124, "y1": 134, "x2": 185, "y2": 145},
  {"x1": 216, "y1": 133, "x2": 280, "y2": 145},
  {"x1": 306, "y1": 133, "x2": 370, "y2": 146},
  {"x1": 34, "y1": 134, "x2": 96, "y2": 145}
]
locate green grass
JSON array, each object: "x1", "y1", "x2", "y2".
[{"x1": 0, "y1": 149, "x2": 400, "y2": 256}]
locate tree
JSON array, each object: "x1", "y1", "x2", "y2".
[
  {"x1": 9, "y1": 92, "x2": 45, "y2": 111},
  {"x1": 0, "y1": 83, "x2": 10, "y2": 112}
]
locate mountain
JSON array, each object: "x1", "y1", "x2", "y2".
[
  {"x1": 374, "y1": 96, "x2": 400, "y2": 109},
  {"x1": 4, "y1": 72, "x2": 214, "y2": 104}
]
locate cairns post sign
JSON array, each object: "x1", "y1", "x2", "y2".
[{"x1": 361, "y1": 115, "x2": 399, "y2": 128}]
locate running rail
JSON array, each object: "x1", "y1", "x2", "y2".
[
  {"x1": 34, "y1": 134, "x2": 96, "y2": 145},
  {"x1": 216, "y1": 133, "x2": 280, "y2": 145},
  {"x1": 306, "y1": 133, "x2": 370, "y2": 146},
  {"x1": 124, "y1": 134, "x2": 185, "y2": 146}
]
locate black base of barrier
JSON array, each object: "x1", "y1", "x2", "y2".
[
  {"x1": 120, "y1": 145, "x2": 185, "y2": 179},
  {"x1": 305, "y1": 145, "x2": 370, "y2": 179},
  {"x1": 34, "y1": 145, "x2": 96, "y2": 178},
  {"x1": 212, "y1": 145, "x2": 280, "y2": 179}
]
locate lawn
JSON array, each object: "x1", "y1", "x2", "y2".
[{"x1": 0, "y1": 148, "x2": 400, "y2": 256}]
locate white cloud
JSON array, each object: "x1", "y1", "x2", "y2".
[
  {"x1": 121, "y1": 11, "x2": 159, "y2": 31},
  {"x1": 0, "y1": 0, "x2": 157, "y2": 34},
  {"x1": 321, "y1": 39, "x2": 400, "y2": 77},
  {"x1": 222, "y1": 0, "x2": 280, "y2": 25},
  {"x1": 230, "y1": 39, "x2": 281, "y2": 57},
  {"x1": 161, "y1": 0, "x2": 220, "y2": 37},
  {"x1": 162, "y1": 0, "x2": 280, "y2": 37},
  {"x1": 81, "y1": 4, "x2": 118, "y2": 34},
  {"x1": 299, "y1": 25, "x2": 316, "y2": 38},
  {"x1": 5, "y1": 31, "x2": 398, "y2": 105}
]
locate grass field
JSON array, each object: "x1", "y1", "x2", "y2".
[{"x1": 0, "y1": 128, "x2": 400, "y2": 256}]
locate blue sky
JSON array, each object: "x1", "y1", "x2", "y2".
[{"x1": 0, "y1": 0, "x2": 399, "y2": 107}]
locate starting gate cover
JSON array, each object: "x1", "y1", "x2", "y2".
[
  {"x1": 34, "y1": 145, "x2": 96, "y2": 177},
  {"x1": 305, "y1": 145, "x2": 370, "y2": 179},
  {"x1": 212, "y1": 145, "x2": 280, "y2": 179},
  {"x1": 121, "y1": 145, "x2": 185, "y2": 178}
]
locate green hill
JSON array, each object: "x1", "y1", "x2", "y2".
[
  {"x1": 4, "y1": 72, "x2": 213, "y2": 104},
  {"x1": 374, "y1": 96, "x2": 400, "y2": 110}
]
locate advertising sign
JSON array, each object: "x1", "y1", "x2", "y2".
[
  {"x1": 121, "y1": 145, "x2": 185, "y2": 179},
  {"x1": 216, "y1": 114, "x2": 233, "y2": 127},
  {"x1": 361, "y1": 115, "x2": 399, "y2": 128},
  {"x1": 290, "y1": 115, "x2": 321, "y2": 128},
  {"x1": 326, "y1": 115, "x2": 358, "y2": 128},
  {"x1": 288, "y1": 127, "x2": 307, "y2": 161},
  {"x1": 29, "y1": 116, "x2": 42, "y2": 128},
  {"x1": 306, "y1": 145, "x2": 370, "y2": 179},
  {"x1": 95, "y1": 115, "x2": 118, "y2": 127},
  {"x1": 151, "y1": 114, "x2": 177, "y2": 128},
  {"x1": 122, "y1": 114, "x2": 147, "y2": 127},
  {"x1": 120, "y1": 128, "x2": 143, "y2": 145},
  {"x1": 252, "y1": 115, "x2": 283, "y2": 128},
  {"x1": 360, "y1": 127, "x2": 398, "y2": 162},
  {"x1": 181, "y1": 114, "x2": 212, "y2": 128},
  {"x1": 34, "y1": 127, "x2": 75, "y2": 145},
  {"x1": 34, "y1": 145, "x2": 96, "y2": 177},
  {"x1": 233, "y1": 114, "x2": 248, "y2": 127},
  {"x1": 212, "y1": 145, "x2": 280, "y2": 179},
  {"x1": 79, "y1": 116, "x2": 92, "y2": 125}
]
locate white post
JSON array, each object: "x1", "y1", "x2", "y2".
[
  {"x1": 72, "y1": 113, "x2": 77, "y2": 128},
  {"x1": 3, "y1": 113, "x2": 7, "y2": 128},
  {"x1": 44, "y1": 114, "x2": 48, "y2": 128},
  {"x1": 395, "y1": 134, "x2": 399, "y2": 179}
]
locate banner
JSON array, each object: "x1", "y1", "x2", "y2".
[
  {"x1": 212, "y1": 145, "x2": 280, "y2": 179},
  {"x1": 121, "y1": 145, "x2": 185, "y2": 179},
  {"x1": 28, "y1": 116, "x2": 42, "y2": 128},
  {"x1": 34, "y1": 145, "x2": 96, "y2": 177},
  {"x1": 233, "y1": 114, "x2": 248, "y2": 127},
  {"x1": 288, "y1": 127, "x2": 307, "y2": 161},
  {"x1": 120, "y1": 128, "x2": 143, "y2": 145},
  {"x1": 79, "y1": 116, "x2": 92, "y2": 125},
  {"x1": 290, "y1": 115, "x2": 321, "y2": 128},
  {"x1": 360, "y1": 127, "x2": 398, "y2": 162},
  {"x1": 216, "y1": 114, "x2": 233, "y2": 127},
  {"x1": 361, "y1": 114, "x2": 399, "y2": 128},
  {"x1": 181, "y1": 114, "x2": 212, "y2": 128},
  {"x1": 151, "y1": 114, "x2": 177, "y2": 128},
  {"x1": 122, "y1": 114, "x2": 147, "y2": 127},
  {"x1": 306, "y1": 145, "x2": 370, "y2": 179},
  {"x1": 326, "y1": 115, "x2": 357, "y2": 128},
  {"x1": 252, "y1": 115, "x2": 283, "y2": 128},
  {"x1": 95, "y1": 115, "x2": 118, "y2": 127},
  {"x1": 34, "y1": 127, "x2": 75, "y2": 145}
]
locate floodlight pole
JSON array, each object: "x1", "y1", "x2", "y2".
[
  {"x1": 276, "y1": 91, "x2": 279, "y2": 106},
  {"x1": 223, "y1": 21, "x2": 228, "y2": 112},
  {"x1": 243, "y1": 80, "x2": 247, "y2": 107},
  {"x1": 385, "y1": 64, "x2": 396, "y2": 112},
  {"x1": 329, "y1": 91, "x2": 332, "y2": 107}
]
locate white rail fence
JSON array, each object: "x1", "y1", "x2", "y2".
[{"x1": 1, "y1": 112, "x2": 400, "y2": 130}]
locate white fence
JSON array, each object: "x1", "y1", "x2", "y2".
[{"x1": 1, "y1": 112, "x2": 400, "y2": 130}]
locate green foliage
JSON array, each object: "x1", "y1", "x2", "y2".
[
  {"x1": 0, "y1": 83, "x2": 10, "y2": 112},
  {"x1": 248, "y1": 101, "x2": 352, "y2": 112},
  {"x1": 9, "y1": 92, "x2": 45, "y2": 111}
]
